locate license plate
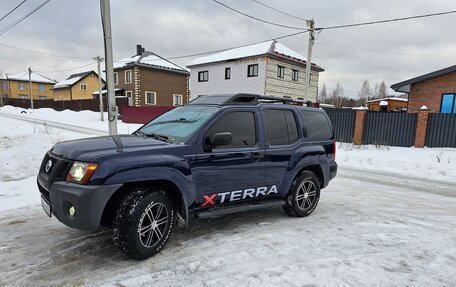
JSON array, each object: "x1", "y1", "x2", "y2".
[{"x1": 41, "y1": 196, "x2": 52, "y2": 218}]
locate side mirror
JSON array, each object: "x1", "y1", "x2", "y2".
[{"x1": 210, "y1": 132, "x2": 232, "y2": 147}]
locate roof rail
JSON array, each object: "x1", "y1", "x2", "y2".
[{"x1": 187, "y1": 93, "x2": 310, "y2": 106}]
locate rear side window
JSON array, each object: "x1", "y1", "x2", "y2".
[
  {"x1": 265, "y1": 109, "x2": 299, "y2": 145},
  {"x1": 300, "y1": 110, "x2": 332, "y2": 140},
  {"x1": 205, "y1": 111, "x2": 256, "y2": 148}
]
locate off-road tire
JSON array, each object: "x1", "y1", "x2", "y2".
[
  {"x1": 113, "y1": 189, "x2": 175, "y2": 260},
  {"x1": 283, "y1": 171, "x2": 320, "y2": 217}
]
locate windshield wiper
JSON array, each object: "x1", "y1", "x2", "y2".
[
  {"x1": 149, "y1": 118, "x2": 197, "y2": 126},
  {"x1": 146, "y1": 133, "x2": 171, "y2": 143}
]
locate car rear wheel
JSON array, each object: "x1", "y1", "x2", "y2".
[
  {"x1": 283, "y1": 171, "x2": 320, "y2": 217},
  {"x1": 113, "y1": 189, "x2": 175, "y2": 260}
]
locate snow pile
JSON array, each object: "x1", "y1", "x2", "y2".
[{"x1": 53, "y1": 76, "x2": 82, "y2": 89}]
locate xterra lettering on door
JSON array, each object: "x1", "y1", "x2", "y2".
[{"x1": 201, "y1": 185, "x2": 277, "y2": 207}]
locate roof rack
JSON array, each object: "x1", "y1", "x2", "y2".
[{"x1": 187, "y1": 93, "x2": 310, "y2": 106}]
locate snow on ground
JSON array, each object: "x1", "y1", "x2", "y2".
[
  {"x1": 0, "y1": 107, "x2": 455, "y2": 286},
  {"x1": 337, "y1": 142, "x2": 456, "y2": 183}
]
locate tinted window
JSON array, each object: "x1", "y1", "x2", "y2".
[
  {"x1": 285, "y1": 110, "x2": 299, "y2": 142},
  {"x1": 265, "y1": 109, "x2": 299, "y2": 145},
  {"x1": 300, "y1": 110, "x2": 332, "y2": 139},
  {"x1": 205, "y1": 112, "x2": 256, "y2": 148}
]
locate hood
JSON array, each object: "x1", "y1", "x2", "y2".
[{"x1": 51, "y1": 135, "x2": 169, "y2": 162}]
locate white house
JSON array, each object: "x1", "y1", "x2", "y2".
[{"x1": 187, "y1": 40, "x2": 324, "y2": 101}]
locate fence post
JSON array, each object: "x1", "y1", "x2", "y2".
[
  {"x1": 414, "y1": 109, "x2": 430, "y2": 148},
  {"x1": 353, "y1": 110, "x2": 366, "y2": 145}
]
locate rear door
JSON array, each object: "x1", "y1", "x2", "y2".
[
  {"x1": 195, "y1": 108, "x2": 266, "y2": 207},
  {"x1": 262, "y1": 108, "x2": 301, "y2": 187}
]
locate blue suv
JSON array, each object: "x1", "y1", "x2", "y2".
[{"x1": 37, "y1": 93, "x2": 337, "y2": 259}]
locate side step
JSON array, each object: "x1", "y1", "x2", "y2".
[{"x1": 195, "y1": 199, "x2": 285, "y2": 219}]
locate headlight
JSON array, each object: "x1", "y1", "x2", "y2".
[{"x1": 66, "y1": 161, "x2": 98, "y2": 184}]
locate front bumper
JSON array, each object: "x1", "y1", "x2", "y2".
[{"x1": 38, "y1": 181, "x2": 122, "y2": 230}]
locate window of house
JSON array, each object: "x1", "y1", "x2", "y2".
[
  {"x1": 2, "y1": 82, "x2": 8, "y2": 90},
  {"x1": 39, "y1": 85, "x2": 46, "y2": 92},
  {"x1": 18, "y1": 83, "x2": 27, "y2": 90},
  {"x1": 441, "y1": 94, "x2": 456, "y2": 113},
  {"x1": 292, "y1": 69, "x2": 299, "y2": 81},
  {"x1": 38, "y1": 96, "x2": 47, "y2": 100},
  {"x1": 80, "y1": 84, "x2": 87, "y2": 90},
  {"x1": 145, "y1": 91, "x2": 156, "y2": 105},
  {"x1": 225, "y1": 67, "x2": 231, "y2": 80},
  {"x1": 277, "y1": 66, "x2": 285, "y2": 78},
  {"x1": 265, "y1": 109, "x2": 298, "y2": 145},
  {"x1": 247, "y1": 64, "x2": 258, "y2": 77},
  {"x1": 173, "y1": 94, "x2": 183, "y2": 106},
  {"x1": 19, "y1": 94, "x2": 28, "y2": 99},
  {"x1": 114, "y1": 72, "x2": 118, "y2": 85},
  {"x1": 125, "y1": 70, "x2": 132, "y2": 83},
  {"x1": 205, "y1": 111, "x2": 257, "y2": 148},
  {"x1": 126, "y1": 90, "x2": 132, "y2": 98},
  {"x1": 198, "y1": 71, "x2": 209, "y2": 82}
]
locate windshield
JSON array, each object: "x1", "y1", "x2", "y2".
[{"x1": 136, "y1": 106, "x2": 219, "y2": 143}]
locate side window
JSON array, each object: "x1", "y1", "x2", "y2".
[
  {"x1": 300, "y1": 110, "x2": 332, "y2": 139},
  {"x1": 265, "y1": 110, "x2": 289, "y2": 145},
  {"x1": 205, "y1": 111, "x2": 256, "y2": 149},
  {"x1": 285, "y1": 110, "x2": 298, "y2": 142}
]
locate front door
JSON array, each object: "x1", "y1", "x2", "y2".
[{"x1": 195, "y1": 109, "x2": 266, "y2": 207}]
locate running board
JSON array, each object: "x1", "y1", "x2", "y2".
[{"x1": 195, "y1": 199, "x2": 285, "y2": 219}]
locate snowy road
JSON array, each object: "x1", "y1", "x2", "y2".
[{"x1": 0, "y1": 168, "x2": 455, "y2": 287}]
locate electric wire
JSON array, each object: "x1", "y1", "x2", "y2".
[
  {"x1": 0, "y1": 0, "x2": 28, "y2": 22},
  {"x1": 35, "y1": 61, "x2": 97, "y2": 73},
  {"x1": 211, "y1": 0, "x2": 308, "y2": 30},
  {"x1": 250, "y1": 0, "x2": 309, "y2": 22},
  {"x1": 0, "y1": 0, "x2": 51, "y2": 36}
]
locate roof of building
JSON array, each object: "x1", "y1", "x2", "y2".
[
  {"x1": 1, "y1": 70, "x2": 56, "y2": 84},
  {"x1": 366, "y1": 97, "x2": 408, "y2": 103},
  {"x1": 187, "y1": 40, "x2": 324, "y2": 71},
  {"x1": 391, "y1": 65, "x2": 456, "y2": 93},
  {"x1": 114, "y1": 51, "x2": 189, "y2": 75},
  {"x1": 53, "y1": 71, "x2": 104, "y2": 89}
]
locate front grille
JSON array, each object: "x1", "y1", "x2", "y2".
[{"x1": 38, "y1": 152, "x2": 73, "y2": 191}]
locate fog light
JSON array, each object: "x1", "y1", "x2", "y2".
[{"x1": 69, "y1": 206, "x2": 75, "y2": 217}]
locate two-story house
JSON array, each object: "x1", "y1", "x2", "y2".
[
  {"x1": 53, "y1": 71, "x2": 105, "y2": 101},
  {"x1": 113, "y1": 45, "x2": 190, "y2": 107},
  {"x1": 0, "y1": 70, "x2": 56, "y2": 100},
  {"x1": 186, "y1": 40, "x2": 324, "y2": 101}
]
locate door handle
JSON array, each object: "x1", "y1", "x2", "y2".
[{"x1": 250, "y1": 152, "x2": 264, "y2": 160}]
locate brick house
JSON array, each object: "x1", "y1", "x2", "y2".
[
  {"x1": 391, "y1": 65, "x2": 456, "y2": 113},
  {"x1": 0, "y1": 70, "x2": 56, "y2": 100},
  {"x1": 113, "y1": 45, "x2": 190, "y2": 107},
  {"x1": 187, "y1": 40, "x2": 324, "y2": 102},
  {"x1": 53, "y1": 71, "x2": 105, "y2": 101}
]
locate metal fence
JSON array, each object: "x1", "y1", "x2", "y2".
[
  {"x1": 426, "y1": 113, "x2": 456, "y2": 147},
  {"x1": 324, "y1": 109, "x2": 356, "y2": 143},
  {"x1": 363, "y1": 112, "x2": 417, "y2": 147}
]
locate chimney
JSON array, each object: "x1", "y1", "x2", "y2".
[{"x1": 136, "y1": 44, "x2": 145, "y2": 55}]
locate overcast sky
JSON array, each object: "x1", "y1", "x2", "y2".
[{"x1": 1, "y1": 0, "x2": 455, "y2": 97}]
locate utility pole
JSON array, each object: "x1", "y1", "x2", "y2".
[
  {"x1": 28, "y1": 67, "x2": 34, "y2": 109},
  {"x1": 304, "y1": 19, "x2": 315, "y2": 103},
  {"x1": 101, "y1": 0, "x2": 117, "y2": 135},
  {"x1": 94, "y1": 56, "x2": 104, "y2": 121}
]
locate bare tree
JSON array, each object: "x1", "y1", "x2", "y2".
[
  {"x1": 319, "y1": 83, "x2": 327, "y2": 103},
  {"x1": 358, "y1": 79, "x2": 371, "y2": 105},
  {"x1": 329, "y1": 83, "x2": 344, "y2": 108},
  {"x1": 378, "y1": 81, "x2": 388, "y2": 98}
]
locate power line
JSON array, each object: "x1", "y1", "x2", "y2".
[
  {"x1": 250, "y1": 0, "x2": 309, "y2": 22},
  {"x1": 0, "y1": 42, "x2": 91, "y2": 59},
  {"x1": 0, "y1": 0, "x2": 28, "y2": 22},
  {"x1": 211, "y1": 0, "x2": 308, "y2": 30},
  {"x1": 35, "y1": 61, "x2": 97, "y2": 73},
  {"x1": 318, "y1": 9, "x2": 456, "y2": 30},
  {"x1": 0, "y1": 0, "x2": 51, "y2": 36}
]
